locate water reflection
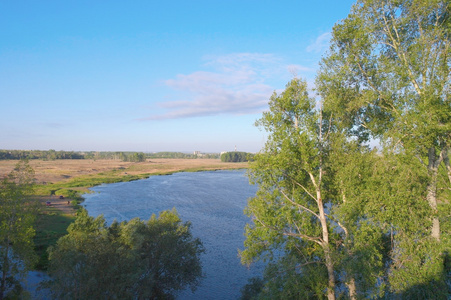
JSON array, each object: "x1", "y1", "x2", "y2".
[{"x1": 83, "y1": 170, "x2": 263, "y2": 300}]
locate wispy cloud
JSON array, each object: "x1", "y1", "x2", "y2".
[
  {"x1": 306, "y1": 32, "x2": 331, "y2": 53},
  {"x1": 142, "y1": 53, "x2": 301, "y2": 120}
]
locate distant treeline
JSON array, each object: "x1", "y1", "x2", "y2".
[
  {"x1": 0, "y1": 150, "x2": 220, "y2": 161},
  {"x1": 220, "y1": 151, "x2": 254, "y2": 162},
  {"x1": 84, "y1": 152, "x2": 147, "y2": 162},
  {"x1": 0, "y1": 149, "x2": 84, "y2": 160},
  {"x1": 147, "y1": 152, "x2": 220, "y2": 159}
]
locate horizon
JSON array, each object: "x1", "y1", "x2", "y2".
[{"x1": 1, "y1": 1, "x2": 356, "y2": 153}]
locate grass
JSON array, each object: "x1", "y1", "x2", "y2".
[
  {"x1": 34, "y1": 205, "x2": 76, "y2": 270},
  {"x1": 33, "y1": 161, "x2": 247, "y2": 198}
]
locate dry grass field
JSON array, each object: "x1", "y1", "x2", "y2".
[{"x1": 0, "y1": 158, "x2": 248, "y2": 185}]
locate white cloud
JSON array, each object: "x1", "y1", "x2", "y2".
[
  {"x1": 306, "y1": 32, "x2": 331, "y2": 53},
  {"x1": 143, "y1": 53, "x2": 288, "y2": 120}
]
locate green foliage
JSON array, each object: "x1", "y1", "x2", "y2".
[
  {"x1": 34, "y1": 208, "x2": 75, "y2": 270},
  {"x1": 147, "y1": 152, "x2": 195, "y2": 159},
  {"x1": 0, "y1": 149, "x2": 84, "y2": 160},
  {"x1": 221, "y1": 151, "x2": 254, "y2": 162},
  {"x1": 315, "y1": 0, "x2": 451, "y2": 297},
  {"x1": 46, "y1": 208, "x2": 204, "y2": 299},
  {"x1": 0, "y1": 160, "x2": 39, "y2": 299},
  {"x1": 240, "y1": 277, "x2": 264, "y2": 300},
  {"x1": 241, "y1": 79, "x2": 361, "y2": 299},
  {"x1": 242, "y1": 73, "x2": 450, "y2": 298}
]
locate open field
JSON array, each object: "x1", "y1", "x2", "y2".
[
  {"x1": 0, "y1": 158, "x2": 248, "y2": 186},
  {"x1": 1, "y1": 158, "x2": 250, "y2": 202}
]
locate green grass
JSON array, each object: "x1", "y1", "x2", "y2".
[
  {"x1": 34, "y1": 206, "x2": 76, "y2": 270},
  {"x1": 34, "y1": 171, "x2": 151, "y2": 196}
]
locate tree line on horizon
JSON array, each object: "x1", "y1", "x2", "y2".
[{"x1": 0, "y1": 150, "x2": 221, "y2": 161}]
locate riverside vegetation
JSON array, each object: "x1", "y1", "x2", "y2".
[
  {"x1": 240, "y1": 1, "x2": 450, "y2": 299},
  {"x1": 0, "y1": 158, "x2": 247, "y2": 299}
]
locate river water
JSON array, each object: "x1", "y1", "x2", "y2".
[{"x1": 82, "y1": 169, "x2": 263, "y2": 300}]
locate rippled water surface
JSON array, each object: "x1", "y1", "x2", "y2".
[{"x1": 83, "y1": 169, "x2": 262, "y2": 300}]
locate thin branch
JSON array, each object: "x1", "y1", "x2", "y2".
[
  {"x1": 308, "y1": 171, "x2": 318, "y2": 191},
  {"x1": 282, "y1": 231, "x2": 323, "y2": 246},
  {"x1": 381, "y1": 5, "x2": 422, "y2": 95},
  {"x1": 283, "y1": 171, "x2": 318, "y2": 203},
  {"x1": 442, "y1": 148, "x2": 451, "y2": 187},
  {"x1": 293, "y1": 180, "x2": 318, "y2": 203},
  {"x1": 279, "y1": 188, "x2": 320, "y2": 219},
  {"x1": 252, "y1": 212, "x2": 322, "y2": 246},
  {"x1": 324, "y1": 212, "x2": 349, "y2": 240},
  {"x1": 323, "y1": 112, "x2": 333, "y2": 142},
  {"x1": 415, "y1": 154, "x2": 427, "y2": 167}
]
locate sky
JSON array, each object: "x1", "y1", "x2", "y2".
[{"x1": 0, "y1": 0, "x2": 356, "y2": 153}]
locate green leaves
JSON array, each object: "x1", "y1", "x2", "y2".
[
  {"x1": 46, "y1": 208, "x2": 204, "y2": 299},
  {"x1": 244, "y1": 4, "x2": 450, "y2": 295},
  {"x1": 0, "y1": 160, "x2": 38, "y2": 299},
  {"x1": 315, "y1": 0, "x2": 451, "y2": 297}
]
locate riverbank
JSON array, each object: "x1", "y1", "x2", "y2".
[
  {"x1": 0, "y1": 158, "x2": 248, "y2": 184},
  {"x1": 0, "y1": 158, "x2": 249, "y2": 271},
  {"x1": 0, "y1": 158, "x2": 249, "y2": 199}
]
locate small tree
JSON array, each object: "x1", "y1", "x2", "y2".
[{"x1": 47, "y1": 208, "x2": 204, "y2": 299}]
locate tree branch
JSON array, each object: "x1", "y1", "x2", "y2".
[{"x1": 279, "y1": 188, "x2": 320, "y2": 220}]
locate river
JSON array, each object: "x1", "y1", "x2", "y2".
[{"x1": 82, "y1": 169, "x2": 263, "y2": 300}]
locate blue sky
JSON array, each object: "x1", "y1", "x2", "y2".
[{"x1": 0, "y1": 0, "x2": 356, "y2": 153}]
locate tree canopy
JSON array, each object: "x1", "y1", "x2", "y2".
[
  {"x1": 46, "y1": 208, "x2": 204, "y2": 300},
  {"x1": 242, "y1": 1, "x2": 450, "y2": 298},
  {"x1": 221, "y1": 151, "x2": 254, "y2": 162},
  {"x1": 0, "y1": 160, "x2": 38, "y2": 300}
]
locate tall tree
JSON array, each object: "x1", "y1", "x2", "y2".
[
  {"x1": 0, "y1": 160, "x2": 38, "y2": 300},
  {"x1": 240, "y1": 79, "x2": 384, "y2": 299},
  {"x1": 319, "y1": 0, "x2": 450, "y2": 238},
  {"x1": 317, "y1": 0, "x2": 451, "y2": 296}
]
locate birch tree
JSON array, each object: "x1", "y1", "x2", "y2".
[
  {"x1": 241, "y1": 79, "x2": 385, "y2": 299},
  {"x1": 317, "y1": 0, "x2": 451, "y2": 296}
]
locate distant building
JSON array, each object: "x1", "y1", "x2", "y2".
[{"x1": 193, "y1": 151, "x2": 201, "y2": 155}]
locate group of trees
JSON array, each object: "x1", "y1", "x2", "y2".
[
  {"x1": 0, "y1": 161, "x2": 38, "y2": 299},
  {"x1": 46, "y1": 208, "x2": 204, "y2": 299},
  {"x1": 0, "y1": 150, "x2": 223, "y2": 161},
  {"x1": 69, "y1": 151, "x2": 148, "y2": 162},
  {"x1": 146, "y1": 152, "x2": 220, "y2": 159},
  {"x1": 241, "y1": 0, "x2": 450, "y2": 299},
  {"x1": 221, "y1": 151, "x2": 254, "y2": 162}
]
